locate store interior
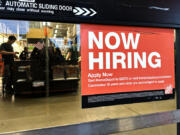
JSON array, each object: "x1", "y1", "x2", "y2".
[
  {"x1": 0, "y1": 20, "x2": 81, "y2": 95},
  {"x1": 0, "y1": 19, "x2": 176, "y2": 135}
]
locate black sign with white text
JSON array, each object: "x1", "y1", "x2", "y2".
[
  {"x1": 0, "y1": 0, "x2": 97, "y2": 18},
  {"x1": 0, "y1": 0, "x2": 180, "y2": 30}
]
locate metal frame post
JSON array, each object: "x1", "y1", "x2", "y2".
[
  {"x1": 176, "y1": 29, "x2": 180, "y2": 135},
  {"x1": 45, "y1": 22, "x2": 49, "y2": 97}
]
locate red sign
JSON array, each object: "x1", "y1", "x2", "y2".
[{"x1": 81, "y1": 24, "x2": 175, "y2": 97}]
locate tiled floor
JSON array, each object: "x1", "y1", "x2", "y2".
[
  {"x1": 0, "y1": 78, "x2": 177, "y2": 134},
  {"x1": 0, "y1": 92, "x2": 176, "y2": 134}
]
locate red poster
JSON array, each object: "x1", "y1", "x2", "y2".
[{"x1": 81, "y1": 24, "x2": 175, "y2": 108}]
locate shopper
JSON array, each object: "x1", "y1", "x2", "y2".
[
  {"x1": 20, "y1": 47, "x2": 29, "y2": 60},
  {"x1": 30, "y1": 40, "x2": 45, "y2": 81},
  {"x1": 0, "y1": 35, "x2": 18, "y2": 94},
  {"x1": 55, "y1": 47, "x2": 65, "y2": 64},
  {"x1": 66, "y1": 40, "x2": 78, "y2": 65},
  {"x1": 30, "y1": 39, "x2": 44, "y2": 60}
]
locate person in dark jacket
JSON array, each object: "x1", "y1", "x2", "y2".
[
  {"x1": 66, "y1": 41, "x2": 78, "y2": 65},
  {"x1": 0, "y1": 35, "x2": 18, "y2": 93},
  {"x1": 20, "y1": 47, "x2": 28, "y2": 60}
]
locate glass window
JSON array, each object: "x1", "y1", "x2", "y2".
[{"x1": 0, "y1": 19, "x2": 176, "y2": 135}]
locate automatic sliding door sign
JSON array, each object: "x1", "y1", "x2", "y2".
[{"x1": 1, "y1": 0, "x2": 97, "y2": 18}]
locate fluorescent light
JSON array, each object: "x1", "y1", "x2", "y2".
[
  {"x1": 56, "y1": 25, "x2": 59, "y2": 28},
  {"x1": 43, "y1": 22, "x2": 46, "y2": 26},
  {"x1": 43, "y1": 22, "x2": 50, "y2": 26},
  {"x1": 55, "y1": 30, "x2": 58, "y2": 33},
  {"x1": 47, "y1": 22, "x2": 51, "y2": 26}
]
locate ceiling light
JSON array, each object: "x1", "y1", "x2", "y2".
[
  {"x1": 43, "y1": 22, "x2": 46, "y2": 26},
  {"x1": 47, "y1": 22, "x2": 51, "y2": 26}
]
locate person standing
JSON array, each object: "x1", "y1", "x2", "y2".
[
  {"x1": 0, "y1": 35, "x2": 18, "y2": 94},
  {"x1": 20, "y1": 47, "x2": 29, "y2": 61},
  {"x1": 66, "y1": 40, "x2": 78, "y2": 65}
]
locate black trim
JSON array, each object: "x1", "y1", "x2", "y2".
[
  {"x1": 0, "y1": 0, "x2": 180, "y2": 28},
  {"x1": 82, "y1": 89, "x2": 175, "y2": 108}
]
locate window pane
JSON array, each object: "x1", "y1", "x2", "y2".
[{"x1": 0, "y1": 19, "x2": 176, "y2": 134}]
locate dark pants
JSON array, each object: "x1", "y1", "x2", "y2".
[{"x1": 3, "y1": 64, "x2": 13, "y2": 92}]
